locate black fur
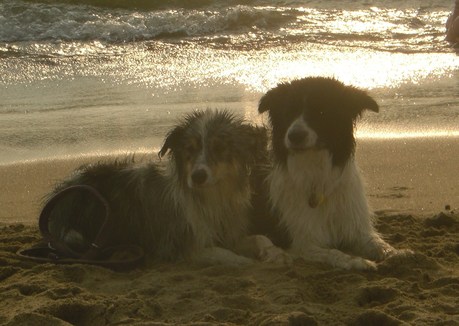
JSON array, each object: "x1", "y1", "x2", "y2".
[
  {"x1": 47, "y1": 159, "x2": 194, "y2": 261},
  {"x1": 47, "y1": 110, "x2": 268, "y2": 262},
  {"x1": 259, "y1": 77, "x2": 378, "y2": 167},
  {"x1": 249, "y1": 164, "x2": 292, "y2": 249}
]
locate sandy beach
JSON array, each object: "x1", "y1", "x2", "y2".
[
  {"x1": 1, "y1": 0, "x2": 458, "y2": 324},
  {"x1": 0, "y1": 137, "x2": 458, "y2": 325}
]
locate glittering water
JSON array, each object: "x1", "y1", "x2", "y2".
[{"x1": 0, "y1": 0, "x2": 458, "y2": 164}]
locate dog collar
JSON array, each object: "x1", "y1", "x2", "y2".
[{"x1": 309, "y1": 193, "x2": 326, "y2": 208}]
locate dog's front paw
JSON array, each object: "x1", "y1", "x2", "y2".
[
  {"x1": 327, "y1": 249, "x2": 378, "y2": 271},
  {"x1": 365, "y1": 238, "x2": 399, "y2": 262},
  {"x1": 194, "y1": 247, "x2": 254, "y2": 266},
  {"x1": 386, "y1": 248, "x2": 415, "y2": 259},
  {"x1": 347, "y1": 257, "x2": 377, "y2": 271},
  {"x1": 374, "y1": 244, "x2": 414, "y2": 262},
  {"x1": 260, "y1": 246, "x2": 293, "y2": 265},
  {"x1": 235, "y1": 235, "x2": 292, "y2": 265}
]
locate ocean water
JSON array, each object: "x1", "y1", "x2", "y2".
[{"x1": 1, "y1": 0, "x2": 458, "y2": 164}]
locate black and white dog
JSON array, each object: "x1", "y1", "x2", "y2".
[
  {"x1": 47, "y1": 110, "x2": 284, "y2": 264},
  {"x1": 259, "y1": 77, "x2": 408, "y2": 270}
]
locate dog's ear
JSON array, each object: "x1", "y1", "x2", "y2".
[
  {"x1": 158, "y1": 126, "x2": 184, "y2": 158},
  {"x1": 258, "y1": 88, "x2": 282, "y2": 114},
  {"x1": 346, "y1": 87, "x2": 379, "y2": 119},
  {"x1": 258, "y1": 92, "x2": 271, "y2": 113}
]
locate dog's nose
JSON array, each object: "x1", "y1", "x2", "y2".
[
  {"x1": 287, "y1": 128, "x2": 308, "y2": 145},
  {"x1": 191, "y1": 168, "x2": 208, "y2": 185}
]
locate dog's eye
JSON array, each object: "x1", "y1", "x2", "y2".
[
  {"x1": 313, "y1": 110, "x2": 326, "y2": 119},
  {"x1": 184, "y1": 145, "x2": 195, "y2": 153},
  {"x1": 212, "y1": 140, "x2": 226, "y2": 154},
  {"x1": 183, "y1": 140, "x2": 200, "y2": 156}
]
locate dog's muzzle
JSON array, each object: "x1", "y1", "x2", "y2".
[
  {"x1": 286, "y1": 125, "x2": 315, "y2": 150},
  {"x1": 284, "y1": 117, "x2": 320, "y2": 151},
  {"x1": 287, "y1": 127, "x2": 309, "y2": 147},
  {"x1": 191, "y1": 168, "x2": 208, "y2": 186},
  {"x1": 189, "y1": 163, "x2": 215, "y2": 188}
]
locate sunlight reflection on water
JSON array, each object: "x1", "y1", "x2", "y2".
[
  {"x1": 3, "y1": 42, "x2": 457, "y2": 142},
  {"x1": 1, "y1": 1, "x2": 458, "y2": 166},
  {"x1": 357, "y1": 129, "x2": 459, "y2": 139},
  {"x1": 81, "y1": 42, "x2": 457, "y2": 97},
  {"x1": 3, "y1": 41, "x2": 457, "y2": 93},
  {"x1": 129, "y1": 42, "x2": 458, "y2": 93}
]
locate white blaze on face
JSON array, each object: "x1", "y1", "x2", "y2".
[
  {"x1": 284, "y1": 117, "x2": 318, "y2": 150},
  {"x1": 187, "y1": 113, "x2": 214, "y2": 188},
  {"x1": 188, "y1": 154, "x2": 214, "y2": 188}
]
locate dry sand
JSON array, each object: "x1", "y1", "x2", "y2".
[{"x1": 0, "y1": 137, "x2": 458, "y2": 325}]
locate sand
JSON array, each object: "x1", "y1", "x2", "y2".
[{"x1": 0, "y1": 137, "x2": 458, "y2": 325}]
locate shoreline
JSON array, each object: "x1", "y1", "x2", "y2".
[{"x1": 1, "y1": 136, "x2": 458, "y2": 225}]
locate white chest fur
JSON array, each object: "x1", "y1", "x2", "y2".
[{"x1": 269, "y1": 150, "x2": 372, "y2": 252}]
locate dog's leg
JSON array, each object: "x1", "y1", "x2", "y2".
[
  {"x1": 299, "y1": 245, "x2": 377, "y2": 270},
  {"x1": 192, "y1": 246, "x2": 254, "y2": 266},
  {"x1": 359, "y1": 233, "x2": 395, "y2": 261},
  {"x1": 360, "y1": 233, "x2": 414, "y2": 262},
  {"x1": 234, "y1": 235, "x2": 292, "y2": 264}
]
